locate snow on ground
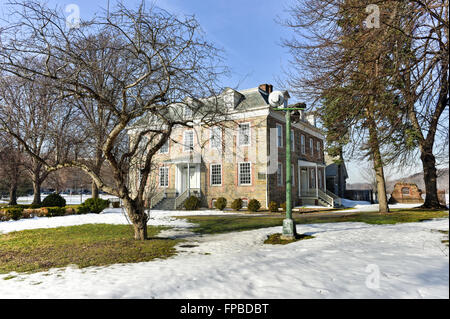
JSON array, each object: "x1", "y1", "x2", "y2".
[
  {"x1": 338, "y1": 200, "x2": 427, "y2": 213},
  {"x1": 6, "y1": 194, "x2": 121, "y2": 205},
  {"x1": 0, "y1": 207, "x2": 448, "y2": 299}
]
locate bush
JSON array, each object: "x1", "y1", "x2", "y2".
[
  {"x1": 247, "y1": 199, "x2": 261, "y2": 212},
  {"x1": 0, "y1": 207, "x2": 24, "y2": 221},
  {"x1": 268, "y1": 201, "x2": 279, "y2": 213},
  {"x1": 42, "y1": 193, "x2": 66, "y2": 208},
  {"x1": 46, "y1": 207, "x2": 66, "y2": 217},
  {"x1": 76, "y1": 205, "x2": 91, "y2": 215},
  {"x1": 7, "y1": 208, "x2": 23, "y2": 221},
  {"x1": 184, "y1": 196, "x2": 201, "y2": 210},
  {"x1": 214, "y1": 197, "x2": 227, "y2": 210},
  {"x1": 280, "y1": 202, "x2": 287, "y2": 211},
  {"x1": 79, "y1": 198, "x2": 110, "y2": 214},
  {"x1": 231, "y1": 198, "x2": 243, "y2": 211}
]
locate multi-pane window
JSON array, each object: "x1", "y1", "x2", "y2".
[
  {"x1": 211, "y1": 164, "x2": 222, "y2": 186},
  {"x1": 276, "y1": 124, "x2": 283, "y2": 147},
  {"x1": 239, "y1": 162, "x2": 252, "y2": 185},
  {"x1": 160, "y1": 140, "x2": 169, "y2": 154},
  {"x1": 184, "y1": 131, "x2": 194, "y2": 151},
  {"x1": 159, "y1": 167, "x2": 169, "y2": 187},
  {"x1": 277, "y1": 163, "x2": 283, "y2": 186},
  {"x1": 210, "y1": 127, "x2": 222, "y2": 150},
  {"x1": 301, "y1": 135, "x2": 306, "y2": 154},
  {"x1": 239, "y1": 123, "x2": 251, "y2": 146},
  {"x1": 310, "y1": 138, "x2": 314, "y2": 156}
]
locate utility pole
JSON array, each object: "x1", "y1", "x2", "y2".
[{"x1": 270, "y1": 91, "x2": 306, "y2": 240}]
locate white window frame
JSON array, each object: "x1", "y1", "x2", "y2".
[
  {"x1": 159, "y1": 166, "x2": 169, "y2": 188},
  {"x1": 276, "y1": 124, "x2": 283, "y2": 148},
  {"x1": 301, "y1": 135, "x2": 306, "y2": 154},
  {"x1": 310, "y1": 138, "x2": 314, "y2": 156},
  {"x1": 277, "y1": 163, "x2": 283, "y2": 186},
  {"x1": 210, "y1": 127, "x2": 222, "y2": 150},
  {"x1": 210, "y1": 164, "x2": 222, "y2": 186},
  {"x1": 160, "y1": 139, "x2": 169, "y2": 154},
  {"x1": 183, "y1": 130, "x2": 194, "y2": 152},
  {"x1": 238, "y1": 122, "x2": 251, "y2": 147},
  {"x1": 238, "y1": 162, "x2": 252, "y2": 186}
]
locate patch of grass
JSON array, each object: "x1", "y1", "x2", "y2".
[
  {"x1": 181, "y1": 210, "x2": 448, "y2": 235},
  {"x1": 0, "y1": 224, "x2": 182, "y2": 274},
  {"x1": 3, "y1": 275, "x2": 17, "y2": 280},
  {"x1": 264, "y1": 233, "x2": 315, "y2": 245}
]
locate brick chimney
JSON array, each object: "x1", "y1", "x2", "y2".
[{"x1": 258, "y1": 84, "x2": 273, "y2": 95}]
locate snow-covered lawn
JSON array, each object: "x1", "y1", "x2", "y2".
[
  {"x1": 338, "y1": 201, "x2": 426, "y2": 213},
  {"x1": 0, "y1": 206, "x2": 448, "y2": 299}
]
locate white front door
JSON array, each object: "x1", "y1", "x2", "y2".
[{"x1": 178, "y1": 164, "x2": 200, "y2": 194}]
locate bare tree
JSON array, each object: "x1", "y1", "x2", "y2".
[
  {"x1": 0, "y1": 132, "x2": 26, "y2": 205},
  {"x1": 0, "y1": 75, "x2": 77, "y2": 205},
  {"x1": 0, "y1": 1, "x2": 227, "y2": 240}
]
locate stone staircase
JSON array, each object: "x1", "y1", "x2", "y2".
[{"x1": 152, "y1": 197, "x2": 176, "y2": 211}]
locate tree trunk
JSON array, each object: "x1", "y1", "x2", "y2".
[
  {"x1": 32, "y1": 180, "x2": 41, "y2": 205},
  {"x1": 8, "y1": 184, "x2": 17, "y2": 206},
  {"x1": 92, "y1": 181, "x2": 99, "y2": 199},
  {"x1": 373, "y1": 158, "x2": 389, "y2": 213},
  {"x1": 366, "y1": 109, "x2": 390, "y2": 213},
  {"x1": 420, "y1": 147, "x2": 444, "y2": 209},
  {"x1": 123, "y1": 198, "x2": 148, "y2": 240}
]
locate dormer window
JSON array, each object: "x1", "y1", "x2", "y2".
[
  {"x1": 224, "y1": 93, "x2": 234, "y2": 109},
  {"x1": 223, "y1": 88, "x2": 243, "y2": 109}
]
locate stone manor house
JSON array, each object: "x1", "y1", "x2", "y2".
[{"x1": 131, "y1": 84, "x2": 341, "y2": 210}]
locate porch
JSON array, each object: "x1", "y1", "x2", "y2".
[
  {"x1": 151, "y1": 158, "x2": 203, "y2": 210},
  {"x1": 298, "y1": 160, "x2": 342, "y2": 207}
]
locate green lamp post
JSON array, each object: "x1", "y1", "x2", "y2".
[{"x1": 269, "y1": 91, "x2": 306, "y2": 240}]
